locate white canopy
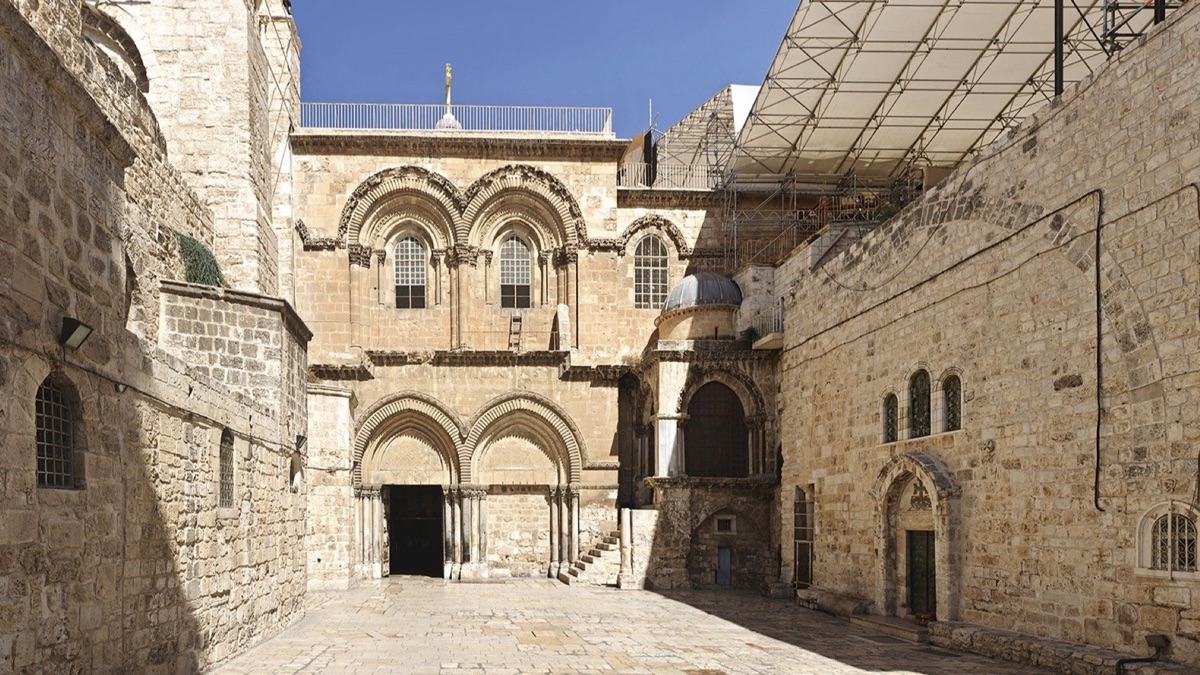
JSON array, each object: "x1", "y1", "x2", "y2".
[{"x1": 734, "y1": 0, "x2": 1153, "y2": 179}]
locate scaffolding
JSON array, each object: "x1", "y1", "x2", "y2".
[{"x1": 714, "y1": 0, "x2": 1179, "y2": 273}]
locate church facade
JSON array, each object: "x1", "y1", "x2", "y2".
[{"x1": 1, "y1": 0, "x2": 1199, "y2": 672}]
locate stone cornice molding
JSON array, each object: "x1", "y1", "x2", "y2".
[
  {"x1": 291, "y1": 132, "x2": 628, "y2": 163},
  {"x1": 617, "y1": 188, "x2": 723, "y2": 209}
]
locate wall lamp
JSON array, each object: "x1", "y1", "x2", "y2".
[
  {"x1": 295, "y1": 434, "x2": 308, "y2": 450},
  {"x1": 59, "y1": 317, "x2": 93, "y2": 350}
]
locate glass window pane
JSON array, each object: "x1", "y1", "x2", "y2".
[
  {"x1": 634, "y1": 235, "x2": 669, "y2": 309},
  {"x1": 909, "y1": 371, "x2": 931, "y2": 438}
]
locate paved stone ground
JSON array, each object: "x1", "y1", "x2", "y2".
[{"x1": 209, "y1": 578, "x2": 1049, "y2": 674}]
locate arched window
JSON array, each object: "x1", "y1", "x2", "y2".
[
  {"x1": 1151, "y1": 512, "x2": 1197, "y2": 573},
  {"x1": 36, "y1": 375, "x2": 82, "y2": 489},
  {"x1": 684, "y1": 382, "x2": 748, "y2": 477},
  {"x1": 499, "y1": 236, "x2": 532, "y2": 309},
  {"x1": 909, "y1": 370, "x2": 931, "y2": 438},
  {"x1": 634, "y1": 235, "x2": 669, "y2": 309},
  {"x1": 942, "y1": 374, "x2": 962, "y2": 432},
  {"x1": 882, "y1": 394, "x2": 899, "y2": 443},
  {"x1": 394, "y1": 237, "x2": 426, "y2": 309},
  {"x1": 219, "y1": 429, "x2": 234, "y2": 508}
]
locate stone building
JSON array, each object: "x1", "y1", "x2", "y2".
[{"x1": 2, "y1": 0, "x2": 1200, "y2": 672}]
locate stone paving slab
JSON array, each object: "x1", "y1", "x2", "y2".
[{"x1": 209, "y1": 578, "x2": 1050, "y2": 674}]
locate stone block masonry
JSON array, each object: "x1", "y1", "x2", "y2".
[{"x1": 773, "y1": 1, "x2": 1200, "y2": 669}]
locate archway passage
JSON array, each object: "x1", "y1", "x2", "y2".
[
  {"x1": 385, "y1": 485, "x2": 444, "y2": 577},
  {"x1": 685, "y1": 382, "x2": 748, "y2": 477}
]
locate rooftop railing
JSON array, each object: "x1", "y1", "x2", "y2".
[
  {"x1": 299, "y1": 102, "x2": 614, "y2": 135},
  {"x1": 617, "y1": 162, "x2": 719, "y2": 191}
]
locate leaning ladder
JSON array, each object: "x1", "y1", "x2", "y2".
[{"x1": 508, "y1": 314, "x2": 522, "y2": 352}]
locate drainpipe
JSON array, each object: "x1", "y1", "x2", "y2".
[{"x1": 1115, "y1": 634, "x2": 1168, "y2": 674}]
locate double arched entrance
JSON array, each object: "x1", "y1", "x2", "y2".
[{"x1": 353, "y1": 392, "x2": 584, "y2": 580}]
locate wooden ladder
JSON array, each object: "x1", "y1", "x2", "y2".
[{"x1": 508, "y1": 314, "x2": 522, "y2": 352}]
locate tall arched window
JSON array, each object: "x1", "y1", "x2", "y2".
[
  {"x1": 219, "y1": 429, "x2": 234, "y2": 508},
  {"x1": 1152, "y1": 512, "x2": 1197, "y2": 573},
  {"x1": 36, "y1": 375, "x2": 82, "y2": 489},
  {"x1": 394, "y1": 237, "x2": 426, "y2": 309},
  {"x1": 684, "y1": 382, "x2": 748, "y2": 477},
  {"x1": 942, "y1": 374, "x2": 962, "y2": 432},
  {"x1": 634, "y1": 235, "x2": 669, "y2": 309},
  {"x1": 882, "y1": 394, "x2": 899, "y2": 443},
  {"x1": 909, "y1": 370, "x2": 931, "y2": 438},
  {"x1": 500, "y1": 236, "x2": 532, "y2": 309}
]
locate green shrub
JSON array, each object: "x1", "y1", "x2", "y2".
[{"x1": 176, "y1": 233, "x2": 227, "y2": 287}]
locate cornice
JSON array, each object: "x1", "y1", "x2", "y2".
[
  {"x1": 617, "y1": 188, "x2": 724, "y2": 209},
  {"x1": 291, "y1": 131, "x2": 628, "y2": 162}
]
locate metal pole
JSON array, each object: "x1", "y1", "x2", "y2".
[
  {"x1": 1055, "y1": 0, "x2": 1064, "y2": 98},
  {"x1": 1154, "y1": 0, "x2": 1166, "y2": 24}
]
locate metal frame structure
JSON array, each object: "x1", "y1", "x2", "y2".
[{"x1": 719, "y1": 0, "x2": 1176, "y2": 271}]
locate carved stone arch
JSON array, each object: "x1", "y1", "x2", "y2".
[
  {"x1": 472, "y1": 199, "x2": 559, "y2": 254},
  {"x1": 462, "y1": 165, "x2": 585, "y2": 247},
  {"x1": 677, "y1": 365, "x2": 765, "y2": 418},
  {"x1": 82, "y1": 3, "x2": 153, "y2": 93},
  {"x1": 464, "y1": 392, "x2": 585, "y2": 484},
  {"x1": 620, "y1": 215, "x2": 692, "y2": 258},
  {"x1": 870, "y1": 451, "x2": 961, "y2": 620},
  {"x1": 352, "y1": 392, "x2": 466, "y2": 486},
  {"x1": 338, "y1": 166, "x2": 464, "y2": 246}
]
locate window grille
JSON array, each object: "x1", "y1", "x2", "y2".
[
  {"x1": 394, "y1": 237, "x2": 426, "y2": 309},
  {"x1": 909, "y1": 371, "x2": 931, "y2": 438},
  {"x1": 883, "y1": 394, "x2": 899, "y2": 443},
  {"x1": 634, "y1": 235, "x2": 668, "y2": 309},
  {"x1": 219, "y1": 430, "x2": 234, "y2": 508},
  {"x1": 36, "y1": 378, "x2": 77, "y2": 488},
  {"x1": 1152, "y1": 512, "x2": 1197, "y2": 573},
  {"x1": 793, "y1": 487, "x2": 813, "y2": 589},
  {"x1": 943, "y1": 375, "x2": 961, "y2": 432},
  {"x1": 499, "y1": 236, "x2": 531, "y2": 309}
]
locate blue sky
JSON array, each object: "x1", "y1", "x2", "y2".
[{"x1": 291, "y1": 2, "x2": 798, "y2": 139}]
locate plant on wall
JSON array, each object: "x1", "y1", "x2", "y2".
[{"x1": 176, "y1": 233, "x2": 227, "y2": 288}]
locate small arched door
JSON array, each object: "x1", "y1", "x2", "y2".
[{"x1": 685, "y1": 382, "x2": 748, "y2": 477}]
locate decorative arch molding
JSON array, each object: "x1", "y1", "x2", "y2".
[
  {"x1": 464, "y1": 392, "x2": 585, "y2": 484},
  {"x1": 82, "y1": 2, "x2": 152, "y2": 93},
  {"x1": 676, "y1": 365, "x2": 765, "y2": 419},
  {"x1": 620, "y1": 215, "x2": 692, "y2": 258},
  {"x1": 462, "y1": 165, "x2": 585, "y2": 246},
  {"x1": 338, "y1": 166, "x2": 465, "y2": 246},
  {"x1": 871, "y1": 450, "x2": 961, "y2": 620},
  {"x1": 352, "y1": 391, "x2": 466, "y2": 486},
  {"x1": 471, "y1": 199, "x2": 560, "y2": 253}
]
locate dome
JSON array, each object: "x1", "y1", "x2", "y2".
[{"x1": 662, "y1": 272, "x2": 742, "y2": 314}]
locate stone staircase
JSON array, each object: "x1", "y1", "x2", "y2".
[{"x1": 557, "y1": 530, "x2": 621, "y2": 587}]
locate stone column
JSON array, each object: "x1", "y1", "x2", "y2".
[
  {"x1": 617, "y1": 507, "x2": 633, "y2": 588},
  {"x1": 354, "y1": 486, "x2": 366, "y2": 578},
  {"x1": 557, "y1": 487, "x2": 568, "y2": 566},
  {"x1": 547, "y1": 488, "x2": 561, "y2": 577},
  {"x1": 460, "y1": 487, "x2": 488, "y2": 579},
  {"x1": 451, "y1": 486, "x2": 463, "y2": 578},
  {"x1": 568, "y1": 485, "x2": 581, "y2": 563},
  {"x1": 442, "y1": 485, "x2": 454, "y2": 579},
  {"x1": 368, "y1": 487, "x2": 383, "y2": 579}
]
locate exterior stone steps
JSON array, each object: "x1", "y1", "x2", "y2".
[
  {"x1": 848, "y1": 615, "x2": 929, "y2": 644},
  {"x1": 557, "y1": 530, "x2": 622, "y2": 587}
]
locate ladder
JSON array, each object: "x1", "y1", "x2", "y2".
[{"x1": 508, "y1": 314, "x2": 522, "y2": 352}]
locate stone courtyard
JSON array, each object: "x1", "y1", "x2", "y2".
[{"x1": 210, "y1": 580, "x2": 1045, "y2": 674}]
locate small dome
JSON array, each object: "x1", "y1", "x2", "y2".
[{"x1": 662, "y1": 272, "x2": 742, "y2": 314}]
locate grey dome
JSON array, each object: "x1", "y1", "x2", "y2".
[{"x1": 662, "y1": 272, "x2": 742, "y2": 314}]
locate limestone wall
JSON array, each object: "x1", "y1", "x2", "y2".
[
  {"x1": 775, "y1": 3, "x2": 1200, "y2": 666},
  {"x1": 0, "y1": 2, "x2": 309, "y2": 670}
]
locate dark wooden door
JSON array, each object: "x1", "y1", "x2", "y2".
[
  {"x1": 716, "y1": 547, "x2": 733, "y2": 587},
  {"x1": 387, "y1": 485, "x2": 444, "y2": 577},
  {"x1": 907, "y1": 530, "x2": 936, "y2": 616}
]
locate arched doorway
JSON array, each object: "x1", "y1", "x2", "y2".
[
  {"x1": 685, "y1": 382, "x2": 748, "y2": 477},
  {"x1": 872, "y1": 451, "x2": 961, "y2": 621}
]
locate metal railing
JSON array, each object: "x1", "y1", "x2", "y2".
[
  {"x1": 617, "y1": 163, "x2": 718, "y2": 190},
  {"x1": 299, "y1": 102, "x2": 613, "y2": 135},
  {"x1": 750, "y1": 303, "x2": 784, "y2": 338}
]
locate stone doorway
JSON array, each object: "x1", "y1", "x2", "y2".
[
  {"x1": 906, "y1": 530, "x2": 936, "y2": 615},
  {"x1": 385, "y1": 485, "x2": 444, "y2": 577}
]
